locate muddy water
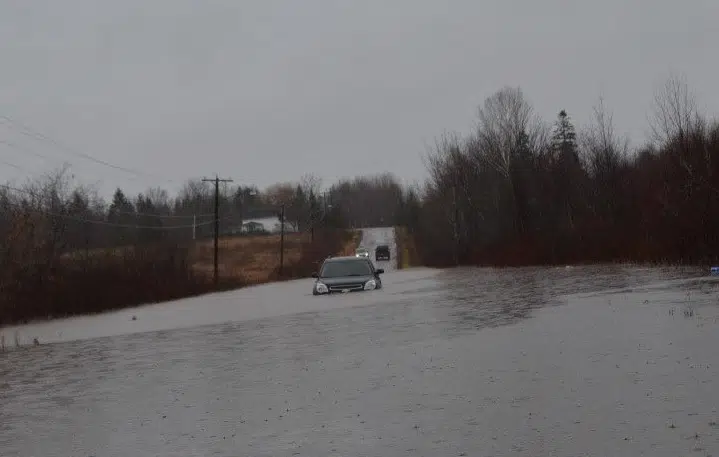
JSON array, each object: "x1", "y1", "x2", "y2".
[{"x1": 2, "y1": 264, "x2": 718, "y2": 456}]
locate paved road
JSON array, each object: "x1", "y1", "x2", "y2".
[
  {"x1": 1, "y1": 234, "x2": 718, "y2": 456},
  {"x1": 357, "y1": 226, "x2": 397, "y2": 271}
]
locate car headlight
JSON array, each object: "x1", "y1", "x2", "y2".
[
  {"x1": 315, "y1": 282, "x2": 328, "y2": 294},
  {"x1": 363, "y1": 279, "x2": 376, "y2": 291}
]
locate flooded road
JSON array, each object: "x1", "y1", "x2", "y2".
[
  {"x1": 2, "y1": 234, "x2": 719, "y2": 455},
  {"x1": 358, "y1": 226, "x2": 397, "y2": 272}
]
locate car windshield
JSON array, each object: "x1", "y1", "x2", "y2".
[
  {"x1": 320, "y1": 259, "x2": 372, "y2": 277},
  {"x1": 356, "y1": 248, "x2": 367, "y2": 253}
]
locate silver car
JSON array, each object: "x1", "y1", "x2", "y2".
[{"x1": 355, "y1": 247, "x2": 369, "y2": 258}]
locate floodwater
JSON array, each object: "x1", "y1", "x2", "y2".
[{"x1": 2, "y1": 229, "x2": 719, "y2": 456}]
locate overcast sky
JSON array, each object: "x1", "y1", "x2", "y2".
[{"x1": 0, "y1": 0, "x2": 717, "y2": 199}]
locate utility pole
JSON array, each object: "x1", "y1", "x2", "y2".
[
  {"x1": 310, "y1": 208, "x2": 315, "y2": 243},
  {"x1": 279, "y1": 203, "x2": 285, "y2": 277},
  {"x1": 202, "y1": 174, "x2": 233, "y2": 286},
  {"x1": 452, "y1": 185, "x2": 459, "y2": 266}
]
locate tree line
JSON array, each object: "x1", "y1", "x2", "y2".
[
  {"x1": 3, "y1": 73, "x2": 716, "y2": 326},
  {"x1": 0, "y1": 160, "x2": 413, "y2": 325},
  {"x1": 0, "y1": 169, "x2": 360, "y2": 325},
  {"x1": 398, "y1": 76, "x2": 719, "y2": 266},
  {"x1": 0, "y1": 171, "x2": 348, "y2": 253}
]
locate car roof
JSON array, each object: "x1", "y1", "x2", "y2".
[
  {"x1": 356, "y1": 247, "x2": 368, "y2": 251},
  {"x1": 324, "y1": 255, "x2": 368, "y2": 262},
  {"x1": 375, "y1": 244, "x2": 389, "y2": 249}
]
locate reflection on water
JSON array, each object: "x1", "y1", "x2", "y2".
[
  {"x1": 0, "y1": 264, "x2": 711, "y2": 457},
  {"x1": 429, "y1": 264, "x2": 703, "y2": 333}
]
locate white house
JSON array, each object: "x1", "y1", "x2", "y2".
[{"x1": 241, "y1": 216, "x2": 298, "y2": 234}]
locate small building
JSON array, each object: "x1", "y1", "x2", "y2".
[{"x1": 242, "y1": 221, "x2": 266, "y2": 233}]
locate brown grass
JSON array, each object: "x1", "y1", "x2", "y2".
[
  {"x1": 339, "y1": 230, "x2": 362, "y2": 256},
  {"x1": 190, "y1": 233, "x2": 310, "y2": 284},
  {"x1": 61, "y1": 231, "x2": 352, "y2": 286},
  {"x1": 272, "y1": 229, "x2": 361, "y2": 279},
  {"x1": 395, "y1": 226, "x2": 421, "y2": 269},
  {"x1": 62, "y1": 233, "x2": 312, "y2": 285},
  {"x1": 1, "y1": 231, "x2": 358, "y2": 326}
]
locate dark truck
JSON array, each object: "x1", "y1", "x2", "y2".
[{"x1": 375, "y1": 244, "x2": 391, "y2": 261}]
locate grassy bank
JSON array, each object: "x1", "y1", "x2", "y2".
[
  {"x1": 0, "y1": 243, "x2": 225, "y2": 327},
  {"x1": 191, "y1": 232, "x2": 310, "y2": 284},
  {"x1": 0, "y1": 230, "x2": 354, "y2": 328},
  {"x1": 394, "y1": 226, "x2": 421, "y2": 269}
]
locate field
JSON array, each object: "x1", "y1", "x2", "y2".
[
  {"x1": 192, "y1": 230, "x2": 361, "y2": 284},
  {"x1": 2, "y1": 230, "x2": 358, "y2": 327},
  {"x1": 191, "y1": 233, "x2": 308, "y2": 284},
  {"x1": 61, "y1": 232, "x2": 361, "y2": 284},
  {"x1": 59, "y1": 230, "x2": 360, "y2": 286}
]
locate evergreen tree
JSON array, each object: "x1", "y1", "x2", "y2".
[
  {"x1": 288, "y1": 185, "x2": 307, "y2": 231},
  {"x1": 135, "y1": 193, "x2": 164, "y2": 243},
  {"x1": 551, "y1": 110, "x2": 579, "y2": 164},
  {"x1": 107, "y1": 188, "x2": 134, "y2": 222},
  {"x1": 107, "y1": 188, "x2": 136, "y2": 244},
  {"x1": 550, "y1": 110, "x2": 586, "y2": 232},
  {"x1": 307, "y1": 190, "x2": 319, "y2": 227}
]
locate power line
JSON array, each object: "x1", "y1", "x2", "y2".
[
  {"x1": 0, "y1": 182, "x2": 216, "y2": 219},
  {"x1": 105, "y1": 207, "x2": 216, "y2": 219},
  {"x1": 0, "y1": 183, "x2": 233, "y2": 229},
  {"x1": 0, "y1": 159, "x2": 26, "y2": 172},
  {"x1": 0, "y1": 115, "x2": 175, "y2": 185},
  {"x1": 0, "y1": 117, "x2": 251, "y2": 220},
  {"x1": 3, "y1": 200, "x2": 219, "y2": 230},
  {"x1": 0, "y1": 139, "x2": 69, "y2": 166}
]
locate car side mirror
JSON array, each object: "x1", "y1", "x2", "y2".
[
  {"x1": 375, "y1": 269, "x2": 384, "y2": 275},
  {"x1": 311, "y1": 272, "x2": 318, "y2": 278}
]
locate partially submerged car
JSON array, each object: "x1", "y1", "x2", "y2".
[
  {"x1": 311, "y1": 256, "x2": 384, "y2": 295},
  {"x1": 355, "y1": 247, "x2": 369, "y2": 258},
  {"x1": 375, "y1": 244, "x2": 391, "y2": 261}
]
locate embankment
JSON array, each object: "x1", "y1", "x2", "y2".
[{"x1": 394, "y1": 226, "x2": 421, "y2": 269}]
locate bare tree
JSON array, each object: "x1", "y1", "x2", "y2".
[
  {"x1": 649, "y1": 73, "x2": 702, "y2": 148},
  {"x1": 473, "y1": 87, "x2": 544, "y2": 178},
  {"x1": 263, "y1": 182, "x2": 296, "y2": 207},
  {"x1": 299, "y1": 173, "x2": 322, "y2": 197},
  {"x1": 469, "y1": 87, "x2": 547, "y2": 235},
  {"x1": 582, "y1": 97, "x2": 629, "y2": 175}
]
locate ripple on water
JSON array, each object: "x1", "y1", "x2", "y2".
[{"x1": 1, "y1": 264, "x2": 716, "y2": 457}]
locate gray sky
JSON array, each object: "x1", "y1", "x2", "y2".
[{"x1": 1, "y1": 0, "x2": 717, "y2": 199}]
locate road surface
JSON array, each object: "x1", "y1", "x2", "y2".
[
  {"x1": 1, "y1": 228, "x2": 719, "y2": 456},
  {"x1": 357, "y1": 226, "x2": 397, "y2": 271}
]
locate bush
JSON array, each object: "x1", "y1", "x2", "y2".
[{"x1": 0, "y1": 242, "x2": 239, "y2": 326}]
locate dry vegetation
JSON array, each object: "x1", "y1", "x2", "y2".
[
  {"x1": 191, "y1": 233, "x2": 309, "y2": 284},
  {"x1": 0, "y1": 171, "x2": 353, "y2": 326},
  {"x1": 270, "y1": 228, "x2": 360, "y2": 279},
  {"x1": 394, "y1": 226, "x2": 421, "y2": 269}
]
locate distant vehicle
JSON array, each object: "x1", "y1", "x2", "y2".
[
  {"x1": 311, "y1": 256, "x2": 384, "y2": 295},
  {"x1": 355, "y1": 247, "x2": 369, "y2": 258},
  {"x1": 375, "y1": 244, "x2": 391, "y2": 261}
]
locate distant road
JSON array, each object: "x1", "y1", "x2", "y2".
[{"x1": 357, "y1": 226, "x2": 397, "y2": 271}]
